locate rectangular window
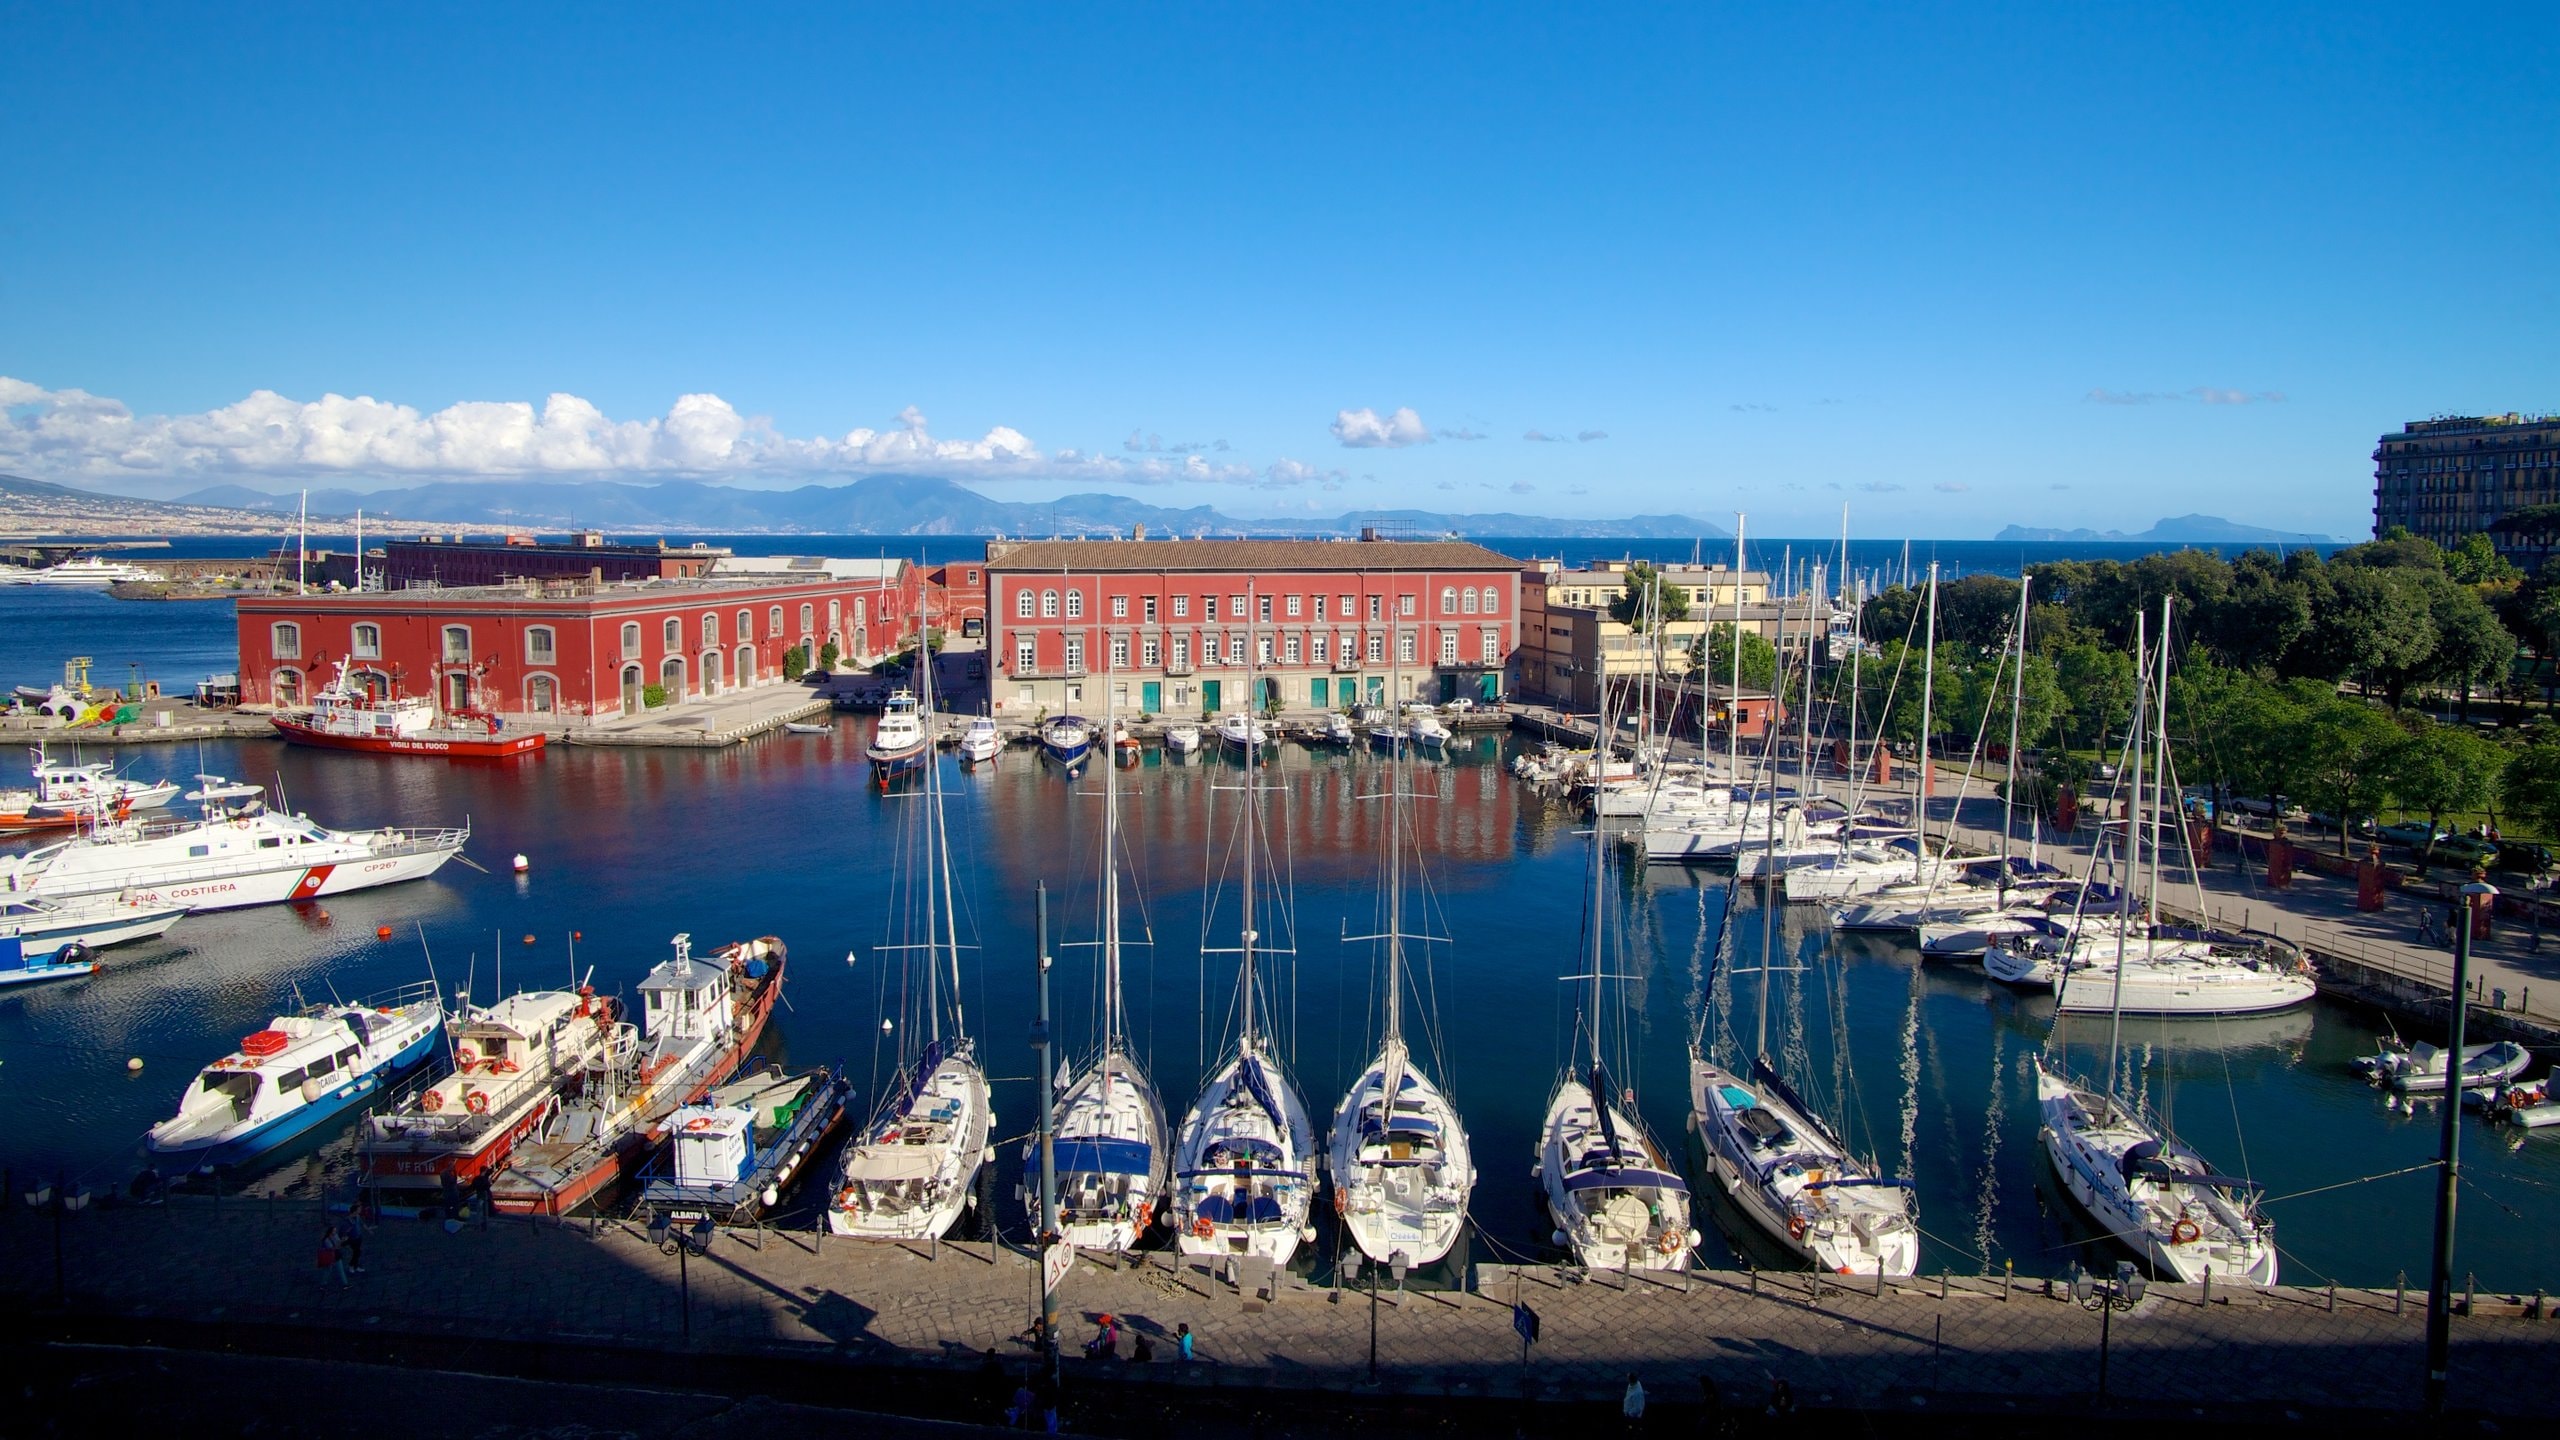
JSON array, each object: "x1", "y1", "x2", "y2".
[
  {"x1": 1232, "y1": 594, "x2": 1248, "y2": 618},
  {"x1": 1171, "y1": 636, "x2": 1190, "y2": 669},
  {"x1": 1482, "y1": 629, "x2": 1499, "y2": 663},
  {"x1": 1286, "y1": 593, "x2": 1302, "y2": 618},
  {"x1": 441, "y1": 625, "x2": 470, "y2": 663},
  {"x1": 272, "y1": 623, "x2": 302, "y2": 660},
  {"x1": 1367, "y1": 595, "x2": 1381, "y2": 620},
  {"x1": 1400, "y1": 594, "x2": 1416, "y2": 617},
  {"x1": 1204, "y1": 634, "x2": 1221, "y2": 664},
  {"x1": 1203, "y1": 595, "x2": 1217, "y2": 621},
  {"x1": 1283, "y1": 635, "x2": 1301, "y2": 663},
  {"x1": 1110, "y1": 635, "x2": 1130, "y2": 669},
  {"x1": 1314, "y1": 595, "x2": 1328, "y2": 620},
  {"x1": 1367, "y1": 633, "x2": 1384, "y2": 663},
  {"x1": 1064, "y1": 636, "x2": 1086, "y2": 671},
  {"x1": 350, "y1": 624, "x2": 379, "y2": 659},
  {"x1": 1399, "y1": 632, "x2": 1417, "y2": 664},
  {"x1": 1312, "y1": 633, "x2": 1329, "y2": 664},
  {"x1": 1258, "y1": 636, "x2": 1274, "y2": 665},
  {"x1": 1172, "y1": 595, "x2": 1189, "y2": 618},
  {"x1": 1111, "y1": 594, "x2": 1128, "y2": 618},
  {"x1": 1015, "y1": 635, "x2": 1037, "y2": 672},
  {"x1": 1141, "y1": 637, "x2": 1160, "y2": 668},
  {"x1": 1143, "y1": 595, "x2": 1158, "y2": 622},
  {"x1": 1259, "y1": 594, "x2": 1272, "y2": 622},
  {"x1": 1440, "y1": 631, "x2": 1458, "y2": 664},
  {"x1": 526, "y1": 627, "x2": 556, "y2": 664}
]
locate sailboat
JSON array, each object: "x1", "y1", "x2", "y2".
[
  {"x1": 1690, "y1": 572, "x2": 1918, "y2": 1277},
  {"x1": 1028, "y1": 672, "x2": 1171, "y2": 1254},
  {"x1": 1326, "y1": 655, "x2": 1475, "y2": 1267},
  {"x1": 2035, "y1": 601, "x2": 2279, "y2": 1285},
  {"x1": 1174, "y1": 584, "x2": 1318, "y2": 1264},
  {"x1": 1536, "y1": 664, "x2": 1698, "y2": 1272},
  {"x1": 827, "y1": 631, "x2": 995, "y2": 1239}
]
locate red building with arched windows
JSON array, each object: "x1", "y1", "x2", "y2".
[{"x1": 234, "y1": 567, "x2": 913, "y2": 721}]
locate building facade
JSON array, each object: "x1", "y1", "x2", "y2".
[
  {"x1": 2372, "y1": 413, "x2": 2560, "y2": 557},
  {"x1": 984, "y1": 537, "x2": 1521, "y2": 717},
  {"x1": 235, "y1": 569, "x2": 912, "y2": 720},
  {"x1": 374, "y1": 533, "x2": 730, "y2": 590},
  {"x1": 1516, "y1": 559, "x2": 1776, "y2": 709}
]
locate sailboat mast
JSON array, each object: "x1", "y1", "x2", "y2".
[
  {"x1": 1728, "y1": 515, "x2": 1745, "y2": 784},
  {"x1": 1753, "y1": 579, "x2": 1793, "y2": 1064},
  {"x1": 2000, "y1": 576, "x2": 2033, "y2": 896},
  {"x1": 2105, "y1": 612, "x2": 2149, "y2": 1099},
  {"x1": 1584, "y1": 666, "x2": 1610, "y2": 1077},
  {"x1": 1385, "y1": 644, "x2": 1405, "y2": 1056},
  {"x1": 1102, "y1": 663, "x2": 1125, "y2": 1074},
  {"x1": 925, "y1": 628, "x2": 964, "y2": 1045},
  {"x1": 2149, "y1": 596, "x2": 2174, "y2": 922},
  {"x1": 1915, "y1": 566, "x2": 1939, "y2": 857},
  {"x1": 1239, "y1": 582, "x2": 1258, "y2": 1051}
]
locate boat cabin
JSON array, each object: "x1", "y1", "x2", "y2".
[
  {"x1": 669, "y1": 1104, "x2": 757, "y2": 1186},
  {"x1": 638, "y1": 935, "x2": 737, "y2": 1046},
  {"x1": 173, "y1": 1014, "x2": 372, "y2": 1127}
]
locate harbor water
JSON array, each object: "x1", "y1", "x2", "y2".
[{"x1": 0, "y1": 577, "x2": 2548, "y2": 1295}]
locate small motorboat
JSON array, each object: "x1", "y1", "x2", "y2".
[
  {"x1": 2366, "y1": 1038, "x2": 2535, "y2": 1095},
  {"x1": 1214, "y1": 713, "x2": 1267, "y2": 757},
  {"x1": 1040, "y1": 714, "x2": 1094, "y2": 768},
  {"x1": 1112, "y1": 721, "x2": 1142, "y2": 766},
  {"x1": 1310, "y1": 712, "x2": 1356, "y2": 747},
  {"x1": 1162, "y1": 724, "x2": 1202, "y2": 756},
  {"x1": 782, "y1": 721, "x2": 832, "y2": 735},
  {"x1": 2491, "y1": 1079, "x2": 2560, "y2": 1128},
  {"x1": 636, "y1": 1066, "x2": 852, "y2": 1225},
  {"x1": 957, "y1": 717, "x2": 1001, "y2": 765},
  {"x1": 149, "y1": 982, "x2": 444, "y2": 1171},
  {"x1": 1407, "y1": 711, "x2": 1451, "y2": 754},
  {"x1": 0, "y1": 893, "x2": 188, "y2": 981}
]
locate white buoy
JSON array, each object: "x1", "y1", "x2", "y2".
[
  {"x1": 512, "y1": 853, "x2": 530, "y2": 873},
  {"x1": 126, "y1": 1057, "x2": 143, "y2": 1072}
]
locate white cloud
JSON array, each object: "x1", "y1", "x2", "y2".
[
  {"x1": 1331, "y1": 406, "x2": 1432, "y2": 448},
  {"x1": 1508, "y1": 480, "x2": 1536, "y2": 494},
  {"x1": 1577, "y1": 429, "x2": 1609, "y2": 442},
  {"x1": 1437, "y1": 426, "x2": 1487, "y2": 441},
  {"x1": 1523, "y1": 429, "x2": 1562, "y2": 442},
  {"x1": 0, "y1": 376, "x2": 1281, "y2": 488},
  {"x1": 1933, "y1": 481, "x2": 1969, "y2": 493},
  {"x1": 2192, "y1": 387, "x2": 2287, "y2": 405}
]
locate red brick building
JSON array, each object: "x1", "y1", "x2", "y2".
[
  {"x1": 236, "y1": 569, "x2": 913, "y2": 721},
  {"x1": 984, "y1": 537, "x2": 1522, "y2": 718}
]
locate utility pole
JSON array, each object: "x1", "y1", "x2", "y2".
[
  {"x1": 2427, "y1": 877, "x2": 2496, "y2": 1414},
  {"x1": 1032, "y1": 882, "x2": 1061, "y2": 1380}
]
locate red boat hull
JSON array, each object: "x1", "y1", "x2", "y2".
[{"x1": 274, "y1": 717, "x2": 546, "y2": 759}]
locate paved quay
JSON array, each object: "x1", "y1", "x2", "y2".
[{"x1": 7, "y1": 1197, "x2": 2554, "y2": 1425}]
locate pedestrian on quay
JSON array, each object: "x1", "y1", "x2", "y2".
[
  {"x1": 1622, "y1": 1374, "x2": 1647, "y2": 1431},
  {"x1": 1132, "y1": 1330, "x2": 1154, "y2": 1363},
  {"x1": 1033, "y1": 1369, "x2": 1060, "y2": 1434},
  {"x1": 1176, "y1": 1322, "x2": 1194, "y2": 1365},
  {"x1": 340, "y1": 1208, "x2": 366, "y2": 1273},
  {"x1": 316, "y1": 1223, "x2": 349, "y2": 1289},
  {"x1": 1085, "y1": 1312, "x2": 1117, "y2": 1360},
  {"x1": 472, "y1": 1171, "x2": 492, "y2": 1230}
]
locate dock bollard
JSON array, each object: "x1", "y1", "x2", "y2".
[
  {"x1": 2002, "y1": 1259, "x2": 2012, "y2": 1303},
  {"x1": 2466, "y1": 1272, "x2": 2476, "y2": 1317},
  {"x1": 2395, "y1": 1271, "x2": 2406, "y2": 1316}
]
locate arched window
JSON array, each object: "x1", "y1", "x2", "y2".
[
  {"x1": 1016, "y1": 587, "x2": 1036, "y2": 618},
  {"x1": 1460, "y1": 588, "x2": 1479, "y2": 614},
  {"x1": 737, "y1": 608, "x2": 753, "y2": 641},
  {"x1": 272, "y1": 668, "x2": 304, "y2": 706},
  {"x1": 524, "y1": 626, "x2": 556, "y2": 664},
  {"x1": 1481, "y1": 586, "x2": 1500, "y2": 614},
  {"x1": 768, "y1": 605, "x2": 783, "y2": 636},
  {"x1": 702, "y1": 612, "x2": 720, "y2": 647},
  {"x1": 1064, "y1": 589, "x2": 1084, "y2": 619},
  {"x1": 620, "y1": 622, "x2": 641, "y2": 657},
  {"x1": 663, "y1": 617, "x2": 681, "y2": 649},
  {"x1": 1041, "y1": 589, "x2": 1060, "y2": 618},
  {"x1": 270, "y1": 622, "x2": 302, "y2": 659},
  {"x1": 527, "y1": 675, "x2": 557, "y2": 713},
  {"x1": 440, "y1": 625, "x2": 470, "y2": 662},
  {"x1": 798, "y1": 603, "x2": 814, "y2": 634},
  {"x1": 350, "y1": 624, "x2": 380, "y2": 659},
  {"x1": 1440, "y1": 586, "x2": 1457, "y2": 615}
]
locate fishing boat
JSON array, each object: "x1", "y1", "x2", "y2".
[
  {"x1": 146, "y1": 982, "x2": 443, "y2": 1171},
  {"x1": 1028, "y1": 679, "x2": 1170, "y2": 1254},
  {"x1": 1040, "y1": 714, "x2": 1095, "y2": 768},
  {"x1": 361, "y1": 986, "x2": 627, "y2": 1214},
  {"x1": 1405, "y1": 709, "x2": 1451, "y2": 754},
  {"x1": 1327, "y1": 668, "x2": 1474, "y2": 1267},
  {"x1": 1176, "y1": 589, "x2": 1318, "y2": 1264},
  {"x1": 636, "y1": 1066, "x2": 852, "y2": 1224},
  {"x1": 272, "y1": 660, "x2": 545, "y2": 758},
  {"x1": 0, "y1": 892, "x2": 187, "y2": 976},
  {"x1": 866, "y1": 689, "x2": 932, "y2": 784},
  {"x1": 1215, "y1": 712, "x2": 1268, "y2": 758},
  {"x1": 1162, "y1": 723, "x2": 1202, "y2": 757},
  {"x1": 490, "y1": 935, "x2": 787, "y2": 1215},
  {"x1": 3, "y1": 787, "x2": 467, "y2": 912},
  {"x1": 957, "y1": 717, "x2": 1001, "y2": 764},
  {"x1": 1308, "y1": 712, "x2": 1357, "y2": 747},
  {"x1": 828, "y1": 631, "x2": 994, "y2": 1240},
  {"x1": 2035, "y1": 601, "x2": 2279, "y2": 1286},
  {"x1": 1537, "y1": 665, "x2": 1696, "y2": 1273}
]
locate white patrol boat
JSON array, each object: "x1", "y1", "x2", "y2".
[
  {"x1": 1, "y1": 786, "x2": 466, "y2": 912},
  {"x1": 147, "y1": 982, "x2": 444, "y2": 1171}
]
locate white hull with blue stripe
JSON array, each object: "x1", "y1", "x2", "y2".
[
  {"x1": 147, "y1": 984, "x2": 444, "y2": 1172},
  {"x1": 1174, "y1": 1043, "x2": 1314, "y2": 1265}
]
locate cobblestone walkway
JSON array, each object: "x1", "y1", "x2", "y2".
[{"x1": 9, "y1": 1198, "x2": 2554, "y2": 1418}]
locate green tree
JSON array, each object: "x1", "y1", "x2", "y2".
[
  {"x1": 1934, "y1": 575, "x2": 2022, "y2": 651},
  {"x1": 2299, "y1": 565, "x2": 2437, "y2": 702},
  {"x1": 817, "y1": 639, "x2": 842, "y2": 672},
  {"x1": 1858, "y1": 585, "x2": 1924, "y2": 646},
  {"x1": 2446, "y1": 532, "x2": 2521, "y2": 585},
  {"x1": 2419, "y1": 572, "x2": 2516, "y2": 717},
  {"x1": 1607, "y1": 564, "x2": 1690, "y2": 631},
  {"x1": 2173, "y1": 661, "x2": 2303, "y2": 810},
  {"x1": 780, "y1": 647, "x2": 807, "y2": 681},
  {"x1": 1687, "y1": 622, "x2": 1777, "y2": 691},
  {"x1": 2501, "y1": 728, "x2": 2560, "y2": 839},
  {"x1": 2200, "y1": 549, "x2": 2314, "y2": 673},
  {"x1": 2293, "y1": 687, "x2": 2404, "y2": 855},
  {"x1": 2386, "y1": 719, "x2": 2508, "y2": 866},
  {"x1": 2052, "y1": 641, "x2": 2137, "y2": 759}
]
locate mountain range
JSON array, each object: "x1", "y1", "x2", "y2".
[
  {"x1": 169, "y1": 474, "x2": 1734, "y2": 540},
  {"x1": 1990, "y1": 513, "x2": 2334, "y2": 545}
]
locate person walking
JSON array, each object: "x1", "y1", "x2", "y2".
[
  {"x1": 340, "y1": 1208, "x2": 366, "y2": 1273},
  {"x1": 1622, "y1": 1374, "x2": 1647, "y2": 1431},
  {"x1": 1132, "y1": 1330, "x2": 1155, "y2": 1363},
  {"x1": 1176, "y1": 1322, "x2": 1194, "y2": 1365},
  {"x1": 316, "y1": 1223, "x2": 349, "y2": 1289}
]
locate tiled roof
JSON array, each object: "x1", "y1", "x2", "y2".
[{"x1": 986, "y1": 539, "x2": 1522, "y2": 573}]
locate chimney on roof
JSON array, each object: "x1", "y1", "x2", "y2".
[
  {"x1": 1359, "y1": 526, "x2": 1381, "y2": 542},
  {"x1": 1134, "y1": 523, "x2": 1147, "y2": 541}
]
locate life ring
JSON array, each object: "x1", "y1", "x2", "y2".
[
  {"x1": 421, "y1": 1089, "x2": 444, "y2": 1113},
  {"x1": 463, "y1": 1090, "x2": 490, "y2": 1115},
  {"x1": 685, "y1": 1116, "x2": 719, "y2": 1133},
  {"x1": 455, "y1": 1044, "x2": 479, "y2": 1067},
  {"x1": 1332, "y1": 1188, "x2": 1347, "y2": 1217},
  {"x1": 2507, "y1": 1088, "x2": 2533, "y2": 1113},
  {"x1": 1786, "y1": 1215, "x2": 1808, "y2": 1241},
  {"x1": 837, "y1": 1185, "x2": 859, "y2": 1210},
  {"x1": 490, "y1": 1059, "x2": 519, "y2": 1075},
  {"x1": 1192, "y1": 1215, "x2": 1215, "y2": 1240},
  {"x1": 1656, "y1": 1230, "x2": 1683, "y2": 1256},
  {"x1": 2170, "y1": 1217, "x2": 2202, "y2": 1245}
]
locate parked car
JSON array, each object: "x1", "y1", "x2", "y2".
[
  {"x1": 2493, "y1": 841, "x2": 2556, "y2": 875},
  {"x1": 2431, "y1": 835, "x2": 2500, "y2": 868},
  {"x1": 1443, "y1": 697, "x2": 1477, "y2": 714},
  {"x1": 2307, "y1": 811, "x2": 2379, "y2": 838},
  {"x1": 2379, "y1": 821, "x2": 2450, "y2": 851},
  {"x1": 2227, "y1": 795, "x2": 2307, "y2": 822}
]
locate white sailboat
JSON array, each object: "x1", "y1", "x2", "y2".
[
  {"x1": 1175, "y1": 585, "x2": 1318, "y2": 1264},
  {"x1": 2036, "y1": 602, "x2": 2279, "y2": 1285},
  {"x1": 828, "y1": 633, "x2": 994, "y2": 1239},
  {"x1": 1029, "y1": 674, "x2": 1170, "y2": 1254},
  {"x1": 1326, "y1": 663, "x2": 1475, "y2": 1267},
  {"x1": 1691, "y1": 561, "x2": 1918, "y2": 1278},
  {"x1": 1536, "y1": 639, "x2": 1697, "y2": 1273}
]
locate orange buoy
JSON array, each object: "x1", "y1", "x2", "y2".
[
  {"x1": 376, "y1": 926, "x2": 394, "y2": 940},
  {"x1": 521, "y1": 934, "x2": 536, "y2": 945},
  {"x1": 572, "y1": 930, "x2": 582, "y2": 941}
]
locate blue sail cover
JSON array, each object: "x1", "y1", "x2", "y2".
[
  {"x1": 1054, "y1": 1138, "x2": 1152, "y2": 1176},
  {"x1": 1563, "y1": 1167, "x2": 1689, "y2": 1194},
  {"x1": 1589, "y1": 1063, "x2": 1623, "y2": 1162},
  {"x1": 907, "y1": 1039, "x2": 946, "y2": 1101},
  {"x1": 1237, "y1": 1056, "x2": 1282, "y2": 1124}
]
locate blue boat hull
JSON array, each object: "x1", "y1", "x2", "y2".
[
  {"x1": 148, "y1": 1025, "x2": 441, "y2": 1173},
  {"x1": 1042, "y1": 739, "x2": 1091, "y2": 767},
  {"x1": 868, "y1": 744, "x2": 931, "y2": 776}
]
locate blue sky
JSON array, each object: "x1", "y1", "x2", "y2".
[{"x1": 2, "y1": 3, "x2": 2554, "y2": 537}]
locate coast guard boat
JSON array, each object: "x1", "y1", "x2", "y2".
[
  {"x1": 0, "y1": 785, "x2": 467, "y2": 912},
  {"x1": 147, "y1": 983, "x2": 444, "y2": 1171}
]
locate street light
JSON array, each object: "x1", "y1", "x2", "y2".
[{"x1": 2070, "y1": 1260, "x2": 2147, "y2": 1399}]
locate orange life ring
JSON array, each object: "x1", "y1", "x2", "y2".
[
  {"x1": 1656, "y1": 1230, "x2": 1683, "y2": 1255},
  {"x1": 454, "y1": 1043, "x2": 479, "y2": 1067},
  {"x1": 685, "y1": 1116, "x2": 718, "y2": 1132},
  {"x1": 463, "y1": 1090, "x2": 490, "y2": 1115},
  {"x1": 421, "y1": 1089, "x2": 444, "y2": 1113},
  {"x1": 1786, "y1": 1215, "x2": 1808, "y2": 1240},
  {"x1": 2170, "y1": 1217, "x2": 2202, "y2": 1245},
  {"x1": 837, "y1": 1185, "x2": 859, "y2": 1210},
  {"x1": 490, "y1": 1059, "x2": 519, "y2": 1075},
  {"x1": 1192, "y1": 1215, "x2": 1215, "y2": 1240}
]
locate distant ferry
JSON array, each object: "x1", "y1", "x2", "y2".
[{"x1": 271, "y1": 661, "x2": 545, "y2": 759}]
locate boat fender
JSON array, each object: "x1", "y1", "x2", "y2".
[
  {"x1": 2170, "y1": 1217, "x2": 2202, "y2": 1245},
  {"x1": 300, "y1": 1078, "x2": 324, "y2": 1104},
  {"x1": 421, "y1": 1089, "x2": 445, "y2": 1113},
  {"x1": 1787, "y1": 1215, "x2": 1808, "y2": 1240},
  {"x1": 463, "y1": 1089, "x2": 490, "y2": 1115},
  {"x1": 1332, "y1": 1188, "x2": 1346, "y2": 1217},
  {"x1": 1192, "y1": 1215, "x2": 1215, "y2": 1240},
  {"x1": 762, "y1": 1185, "x2": 780, "y2": 1208}
]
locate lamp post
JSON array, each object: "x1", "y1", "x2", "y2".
[
  {"x1": 2070, "y1": 1260, "x2": 2147, "y2": 1400},
  {"x1": 2427, "y1": 877, "x2": 2496, "y2": 1415}
]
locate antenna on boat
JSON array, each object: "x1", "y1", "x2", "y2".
[{"x1": 495, "y1": 927, "x2": 503, "y2": 1000}]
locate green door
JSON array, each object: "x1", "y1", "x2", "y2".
[
  {"x1": 1202, "y1": 680, "x2": 1222, "y2": 713},
  {"x1": 1310, "y1": 677, "x2": 1328, "y2": 708},
  {"x1": 1439, "y1": 673, "x2": 1458, "y2": 703},
  {"x1": 1366, "y1": 675, "x2": 1386, "y2": 705},
  {"x1": 1479, "y1": 672, "x2": 1499, "y2": 701},
  {"x1": 1142, "y1": 681, "x2": 1162, "y2": 714},
  {"x1": 1260, "y1": 678, "x2": 1280, "y2": 710}
]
